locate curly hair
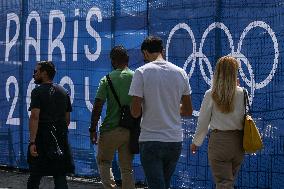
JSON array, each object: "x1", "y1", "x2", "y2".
[{"x1": 37, "y1": 61, "x2": 56, "y2": 80}]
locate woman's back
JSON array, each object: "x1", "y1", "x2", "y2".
[{"x1": 210, "y1": 86, "x2": 245, "y2": 131}]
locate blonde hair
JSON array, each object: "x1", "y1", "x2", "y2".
[{"x1": 212, "y1": 56, "x2": 239, "y2": 113}]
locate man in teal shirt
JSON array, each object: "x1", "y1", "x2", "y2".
[{"x1": 89, "y1": 46, "x2": 135, "y2": 189}]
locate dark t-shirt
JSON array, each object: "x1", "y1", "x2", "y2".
[
  {"x1": 28, "y1": 83, "x2": 74, "y2": 175},
  {"x1": 29, "y1": 83, "x2": 72, "y2": 124}
]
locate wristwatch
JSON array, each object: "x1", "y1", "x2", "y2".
[{"x1": 89, "y1": 127, "x2": 96, "y2": 133}]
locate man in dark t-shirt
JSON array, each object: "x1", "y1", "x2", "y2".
[{"x1": 27, "y1": 61, "x2": 74, "y2": 189}]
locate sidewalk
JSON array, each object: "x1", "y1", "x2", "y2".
[
  {"x1": 0, "y1": 169, "x2": 102, "y2": 189},
  {"x1": 0, "y1": 168, "x2": 146, "y2": 189}
]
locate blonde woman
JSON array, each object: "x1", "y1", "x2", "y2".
[{"x1": 191, "y1": 56, "x2": 245, "y2": 189}]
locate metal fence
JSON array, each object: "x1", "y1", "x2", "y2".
[{"x1": 0, "y1": 0, "x2": 283, "y2": 188}]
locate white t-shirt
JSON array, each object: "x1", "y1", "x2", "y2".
[
  {"x1": 129, "y1": 60, "x2": 191, "y2": 142},
  {"x1": 192, "y1": 87, "x2": 245, "y2": 146}
]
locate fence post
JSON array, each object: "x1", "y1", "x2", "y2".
[
  {"x1": 215, "y1": 0, "x2": 222, "y2": 63},
  {"x1": 18, "y1": 0, "x2": 28, "y2": 168}
]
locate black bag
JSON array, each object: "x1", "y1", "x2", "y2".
[
  {"x1": 119, "y1": 105, "x2": 135, "y2": 130},
  {"x1": 45, "y1": 85, "x2": 66, "y2": 160},
  {"x1": 46, "y1": 124, "x2": 64, "y2": 160},
  {"x1": 106, "y1": 74, "x2": 141, "y2": 154},
  {"x1": 129, "y1": 118, "x2": 141, "y2": 154}
]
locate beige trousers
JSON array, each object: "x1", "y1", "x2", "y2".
[
  {"x1": 97, "y1": 127, "x2": 135, "y2": 189},
  {"x1": 208, "y1": 130, "x2": 244, "y2": 189}
]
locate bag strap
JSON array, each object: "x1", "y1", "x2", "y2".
[
  {"x1": 48, "y1": 84, "x2": 57, "y2": 124},
  {"x1": 47, "y1": 84, "x2": 63, "y2": 152},
  {"x1": 106, "y1": 74, "x2": 122, "y2": 108},
  {"x1": 243, "y1": 88, "x2": 251, "y2": 115}
]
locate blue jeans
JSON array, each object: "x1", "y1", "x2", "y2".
[{"x1": 139, "y1": 141, "x2": 182, "y2": 189}]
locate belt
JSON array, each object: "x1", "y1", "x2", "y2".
[{"x1": 211, "y1": 129, "x2": 243, "y2": 133}]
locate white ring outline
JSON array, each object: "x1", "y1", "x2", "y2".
[
  {"x1": 166, "y1": 21, "x2": 279, "y2": 113},
  {"x1": 237, "y1": 21, "x2": 279, "y2": 90},
  {"x1": 166, "y1": 23, "x2": 197, "y2": 80},
  {"x1": 198, "y1": 22, "x2": 234, "y2": 86}
]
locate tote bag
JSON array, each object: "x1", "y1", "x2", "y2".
[{"x1": 243, "y1": 89, "x2": 263, "y2": 153}]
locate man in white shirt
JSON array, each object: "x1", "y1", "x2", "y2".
[{"x1": 129, "y1": 36, "x2": 193, "y2": 189}]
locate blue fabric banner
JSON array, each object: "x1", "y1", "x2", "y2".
[{"x1": 0, "y1": 0, "x2": 283, "y2": 188}]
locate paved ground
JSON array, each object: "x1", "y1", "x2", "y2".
[
  {"x1": 0, "y1": 168, "x2": 146, "y2": 189},
  {"x1": 0, "y1": 169, "x2": 102, "y2": 189}
]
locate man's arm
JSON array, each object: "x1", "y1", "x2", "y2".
[
  {"x1": 65, "y1": 112, "x2": 70, "y2": 127},
  {"x1": 29, "y1": 108, "x2": 40, "y2": 157},
  {"x1": 180, "y1": 95, "x2": 193, "y2": 116},
  {"x1": 65, "y1": 93, "x2": 72, "y2": 127},
  {"x1": 90, "y1": 98, "x2": 104, "y2": 144},
  {"x1": 29, "y1": 108, "x2": 40, "y2": 142},
  {"x1": 130, "y1": 96, "x2": 143, "y2": 118}
]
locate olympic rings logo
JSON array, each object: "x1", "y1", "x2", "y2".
[{"x1": 166, "y1": 21, "x2": 279, "y2": 116}]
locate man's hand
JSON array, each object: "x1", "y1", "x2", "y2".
[
  {"x1": 90, "y1": 98, "x2": 104, "y2": 145},
  {"x1": 29, "y1": 144, "x2": 38, "y2": 157},
  {"x1": 190, "y1": 143, "x2": 198, "y2": 154},
  {"x1": 90, "y1": 131, "x2": 98, "y2": 145}
]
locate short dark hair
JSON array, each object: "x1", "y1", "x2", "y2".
[
  {"x1": 141, "y1": 36, "x2": 163, "y2": 53},
  {"x1": 37, "y1": 61, "x2": 56, "y2": 80},
  {"x1": 110, "y1": 45, "x2": 129, "y2": 64}
]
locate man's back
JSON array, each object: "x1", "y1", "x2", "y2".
[
  {"x1": 128, "y1": 36, "x2": 192, "y2": 189},
  {"x1": 95, "y1": 68, "x2": 134, "y2": 133},
  {"x1": 28, "y1": 61, "x2": 74, "y2": 184},
  {"x1": 90, "y1": 46, "x2": 136, "y2": 189},
  {"x1": 129, "y1": 60, "x2": 190, "y2": 142},
  {"x1": 30, "y1": 83, "x2": 71, "y2": 125}
]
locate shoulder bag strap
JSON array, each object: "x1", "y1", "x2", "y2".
[
  {"x1": 48, "y1": 84, "x2": 63, "y2": 153},
  {"x1": 106, "y1": 74, "x2": 122, "y2": 108},
  {"x1": 243, "y1": 88, "x2": 251, "y2": 115},
  {"x1": 48, "y1": 84, "x2": 57, "y2": 123}
]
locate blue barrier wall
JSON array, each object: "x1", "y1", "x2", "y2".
[{"x1": 0, "y1": 0, "x2": 283, "y2": 188}]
